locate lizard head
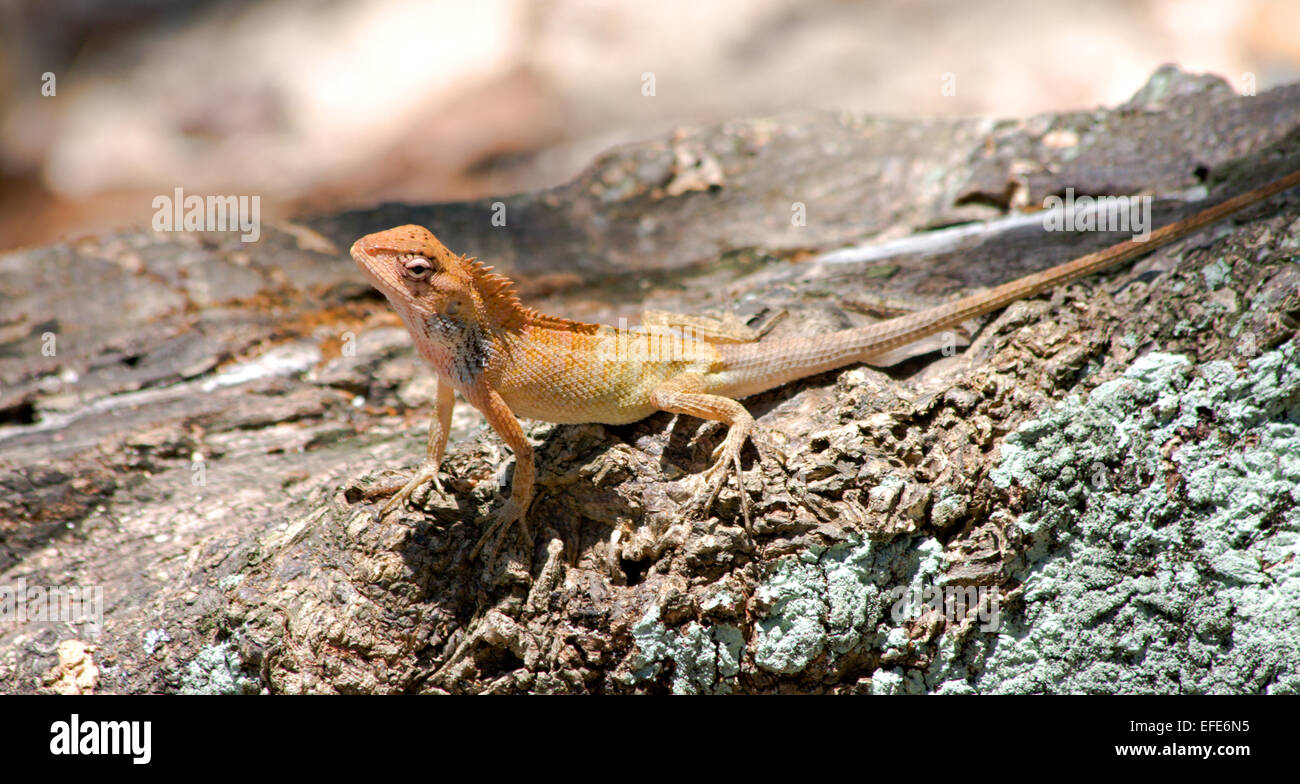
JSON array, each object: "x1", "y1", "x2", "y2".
[{"x1": 350, "y1": 225, "x2": 482, "y2": 329}]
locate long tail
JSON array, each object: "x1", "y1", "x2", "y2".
[{"x1": 715, "y1": 169, "x2": 1300, "y2": 399}]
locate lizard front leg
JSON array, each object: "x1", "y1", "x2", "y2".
[
  {"x1": 650, "y1": 373, "x2": 762, "y2": 528},
  {"x1": 372, "y1": 378, "x2": 455, "y2": 514},
  {"x1": 465, "y1": 384, "x2": 535, "y2": 560}
]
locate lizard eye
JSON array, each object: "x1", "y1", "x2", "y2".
[{"x1": 403, "y1": 257, "x2": 433, "y2": 280}]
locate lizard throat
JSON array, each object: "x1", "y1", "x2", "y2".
[{"x1": 423, "y1": 313, "x2": 492, "y2": 386}]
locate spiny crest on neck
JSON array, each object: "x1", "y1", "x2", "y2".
[
  {"x1": 465, "y1": 257, "x2": 533, "y2": 329},
  {"x1": 466, "y1": 257, "x2": 601, "y2": 335}
]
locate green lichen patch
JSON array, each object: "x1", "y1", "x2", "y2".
[
  {"x1": 974, "y1": 343, "x2": 1300, "y2": 693},
  {"x1": 621, "y1": 606, "x2": 745, "y2": 694},
  {"x1": 751, "y1": 536, "x2": 945, "y2": 679},
  {"x1": 179, "y1": 642, "x2": 260, "y2": 695}
]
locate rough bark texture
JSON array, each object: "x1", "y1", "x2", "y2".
[{"x1": 2, "y1": 66, "x2": 1299, "y2": 694}]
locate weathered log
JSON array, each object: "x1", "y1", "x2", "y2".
[{"x1": 2, "y1": 66, "x2": 1298, "y2": 694}]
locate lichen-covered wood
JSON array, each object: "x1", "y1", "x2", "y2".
[{"x1": 2, "y1": 67, "x2": 1298, "y2": 694}]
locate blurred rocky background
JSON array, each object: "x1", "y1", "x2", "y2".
[{"x1": 2, "y1": 0, "x2": 1299, "y2": 250}]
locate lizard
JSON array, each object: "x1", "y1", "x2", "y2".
[{"x1": 350, "y1": 168, "x2": 1300, "y2": 558}]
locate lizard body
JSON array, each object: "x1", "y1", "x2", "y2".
[{"x1": 351, "y1": 169, "x2": 1300, "y2": 556}]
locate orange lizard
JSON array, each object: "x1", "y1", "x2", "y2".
[{"x1": 351, "y1": 169, "x2": 1300, "y2": 557}]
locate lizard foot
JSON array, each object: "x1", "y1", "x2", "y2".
[
  {"x1": 689, "y1": 427, "x2": 788, "y2": 529},
  {"x1": 470, "y1": 498, "x2": 531, "y2": 562},
  {"x1": 691, "y1": 430, "x2": 754, "y2": 529},
  {"x1": 376, "y1": 459, "x2": 445, "y2": 517}
]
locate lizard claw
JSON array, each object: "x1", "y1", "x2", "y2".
[
  {"x1": 378, "y1": 459, "x2": 445, "y2": 517},
  {"x1": 470, "y1": 498, "x2": 531, "y2": 562},
  {"x1": 688, "y1": 428, "x2": 787, "y2": 529},
  {"x1": 690, "y1": 433, "x2": 753, "y2": 529}
]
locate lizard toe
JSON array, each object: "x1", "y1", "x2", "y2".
[
  {"x1": 688, "y1": 441, "x2": 752, "y2": 528},
  {"x1": 378, "y1": 459, "x2": 447, "y2": 518},
  {"x1": 470, "y1": 498, "x2": 531, "y2": 562}
]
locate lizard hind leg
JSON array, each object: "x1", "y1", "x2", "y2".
[{"x1": 650, "y1": 375, "x2": 761, "y2": 528}]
